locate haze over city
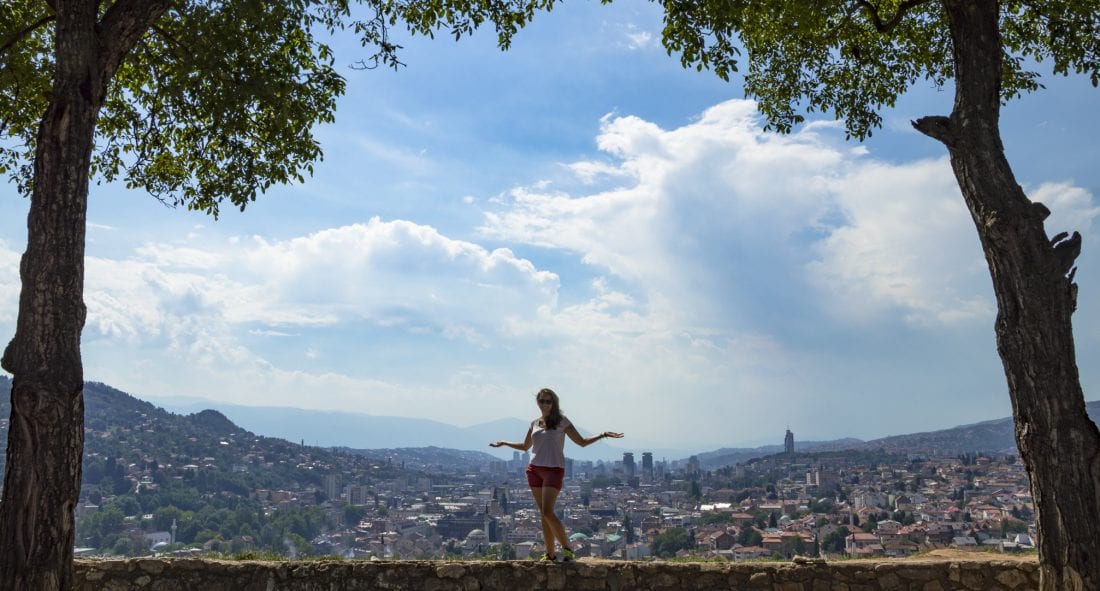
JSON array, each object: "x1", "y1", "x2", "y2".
[{"x1": 1, "y1": 2, "x2": 1098, "y2": 453}]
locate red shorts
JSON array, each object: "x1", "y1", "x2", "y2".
[{"x1": 526, "y1": 464, "x2": 565, "y2": 490}]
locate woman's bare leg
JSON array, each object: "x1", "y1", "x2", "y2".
[
  {"x1": 535, "y1": 486, "x2": 571, "y2": 553},
  {"x1": 529, "y1": 486, "x2": 557, "y2": 557}
]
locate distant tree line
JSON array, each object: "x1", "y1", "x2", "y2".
[{"x1": 77, "y1": 489, "x2": 331, "y2": 557}]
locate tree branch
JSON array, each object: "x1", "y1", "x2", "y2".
[
  {"x1": 911, "y1": 115, "x2": 956, "y2": 146},
  {"x1": 350, "y1": 4, "x2": 405, "y2": 71},
  {"x1": 150, "y1": 23, "x2": 189, "y2": 56},
  {"x1": 827, "y1": 1, "x2": 864, "y2": 39},
  {"x1": 855, "y1": 0, "x2": 934, "y2": 33},
  {"x1": 0, "y1": 14, "x2": 56, "y2": 58},
  {"x1": 96, "y1": 0, "x2": 174, "y2": 80},
  {"x1": 1051, "y1": 231, "x2": 1082, "y2": 278}
]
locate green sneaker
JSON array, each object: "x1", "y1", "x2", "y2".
[
  {"x1": 561, "y1": 548, "x2": 576, "y2": 563},
  {"x1": 540, "y1": 552, "x2": 557, "y2": 562}
]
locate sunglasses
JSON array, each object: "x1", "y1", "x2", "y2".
[{"x1": 537, "y1": 399, "x2": 553, "y2": 405}]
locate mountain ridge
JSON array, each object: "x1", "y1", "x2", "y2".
[
  {"x1": 695, "y1": 400, "x2": 1100, "y2": 469},
  {"x1": 147, "y1": 395, "x2": 626, "y2": 461},
  {"x1": 2, "y1": 375, "x2": 1098, "y2": 468},
  {"x1": 0, "y1": 377, "x2": 504, "y2": 487}
]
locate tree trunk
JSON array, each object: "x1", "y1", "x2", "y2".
[
  {"x1": 0, "y1": 1, "x2": 170, "y2": 588},
  {"x1": 0, "y1": 5, "x2": 99, "y2": 589},
  {"x1": 913, "y1": 2, "x2": 1100, "y2": 589}
]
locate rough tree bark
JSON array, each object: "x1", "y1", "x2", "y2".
[
  {"x1": 912, "y1": 1, "x2": 1100, "y2": 589},
  {"x1": 0, "y1": 2, "x2": 172, "y2": 589}
]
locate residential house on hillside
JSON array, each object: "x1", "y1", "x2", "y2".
[
  {"x1": 846, "y1": 532, "x2": 883, "y2": 557},
  {"x1": 732, "y1": 545, "x2": 770, "y2": 560}
]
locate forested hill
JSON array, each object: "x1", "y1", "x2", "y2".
[
  {"x1": 852, "y1": 399, "x2": 1100, "y2": 455},
  {"x1": 0, "y1": 376, "x2": 459, "y2": 555},
  {"x1": 81, "y1": 381, "x2": 249, "y2": 440},
  {"x1": 697, "y1": 399, "x2": 1100, "y2": 469},
  {"x1": 0, "y1": 376, "x2": 418, "y2": 494}
]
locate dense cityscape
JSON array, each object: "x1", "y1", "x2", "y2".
[
  {"x1": 0, "y1": 377, "x2": 1040, "y2": 562},
  {"x1": 302, "y1": 442, "x2": 1036, "y2": 562}
]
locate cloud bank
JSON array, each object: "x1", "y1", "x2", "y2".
[{"x1": 1, "y1": 99, "x2": 1096, "y2": 450}]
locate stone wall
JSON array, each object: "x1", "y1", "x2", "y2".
[{"x1": 73, "y1": 557, "x2": 1039, "y2": 591}]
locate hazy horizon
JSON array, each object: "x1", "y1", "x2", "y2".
[{"x1": 135, "y1": 385, "x2": 1073, "y2": 459}]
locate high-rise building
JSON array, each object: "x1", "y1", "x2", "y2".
[
  {"x1": 785, "y1": 428, "x2": 795, "y2": 454},
  {"x1": 642, "y1": 452, "x2": 653, "y2": 479},
  {"x1": 511, "y1": 450, "x2": 530, "y2": 473},
  {"x1": 345, "y1": 484, "x2": 371, "y2": 506},
  {"x1": 623, "y1": 452, "x2": 635, "y2": 477},
  {"x1": 322, "y1": 474, "x2": 340, "y2": 502},
  {"x1": 686, "y1": 455, "x2": 700, "y2": 476},
  {"x1": 490, "y1": 486, "x2": 510, "y2": 516}
]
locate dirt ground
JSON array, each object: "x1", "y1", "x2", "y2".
[{"x1": 879, "y1": 548, "x2": 1037, "y2": 562}]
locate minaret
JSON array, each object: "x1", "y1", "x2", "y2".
[{"x1": 170, "y1": 518, "x2": 177, "y2": 545}]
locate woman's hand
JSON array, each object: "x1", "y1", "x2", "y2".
[
  {"x1": 489, "y1": 441, "x2": 505, "y2": 448},
  {"x1": 601, "y1": 432, "x2": 624, "y2": 439}
]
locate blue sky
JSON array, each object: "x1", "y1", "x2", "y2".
[{"x1": 2, "y1": 2, "x2": 1099, "y2": 454}]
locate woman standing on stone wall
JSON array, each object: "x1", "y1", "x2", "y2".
[{"x1": 490, "y1": 388, "x2": 624, "y2": 562}]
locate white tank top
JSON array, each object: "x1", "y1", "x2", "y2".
[{"x1": 530, "y1": 416, "x2": 572, "y2": 468}]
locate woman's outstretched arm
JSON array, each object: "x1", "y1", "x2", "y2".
[
  {"x1": 565, "y1": 425, "x2": 624, "y2": 448},
  {"x1": 490, "y1": 426, "x2": 533, "y2": 451}
]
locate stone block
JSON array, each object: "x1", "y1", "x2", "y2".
[
  {"x1": 875, "y1": 571, "x2": 900, "y2": 589},
  {"x1": 577, "y1": 577, "x2": 605, "y2": 590},
  {"x1": 694, "y1": 572, "x2": 727, "y2": 589},
  {"x1": 959, "y1": 569, "x2": 988, "y2": 590},
  {"x1": 748, "y1": 571, "x2": 771, "y2": 588},
  {"x1": 419, "y1": 576, "x2": 450, "y2": 591},
  {"x1": 896, "y1": 567, "x2": 939, "y2": 581},
  {"x1": 137, "y1": 560, "x2": 166, "y2": 575},
  {"x1": 649, "y1": 571, "x2": 680, "y2": 590},
  {"x1": 435, "y1": 564, "x2": 465, "y2": 579},
  {"x1": 948, "y1": 564, "x2": 962, "y2": 583},
  {"x1": 545, "y1": 566, "x2": 567, "y2": 590},
  {"x1": 995, "y1": 568, "x2": 1029, "y2": 589}
]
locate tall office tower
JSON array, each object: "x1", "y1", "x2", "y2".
[
  {"x1": 785, "y1": 428, "x2": 795, "y2": 454},
  {"x1": 322, "y1": 473, "x2": 339, "y2": 502},
  {"x1": 686, "y1": 455, "x2": 700, "y2": 476},
  {"x1": 642, "y1": 452, "x2": 653, "y2": 477},
  {"x1": 623, "y1": 452, "x2": 635, "y2": 477},
  {"x1": 345, "y1": 484, "x2": 370, "y2": 506}
]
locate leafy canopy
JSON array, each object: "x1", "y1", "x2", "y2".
[
  {"x1": 657, "y1": 0, "x2": 1099, "y2": 139},
  {"x1": 8, "y1": 0, "x2": 1095, "y2": 216},
  {"x1": 1, "y1": 0, "x2": 360, "y2": 217},
  {"x1": 4, "y1": 0, "x2": 1095, "y2": 212},
  {"x1": 0, "y1": 0, "x2": 564, "y2": 217}
]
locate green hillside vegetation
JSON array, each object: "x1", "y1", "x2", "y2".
[{"x1": 0, "y1": 376, "x2": 436, "y2": 556}]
